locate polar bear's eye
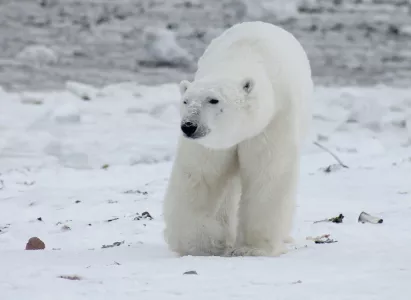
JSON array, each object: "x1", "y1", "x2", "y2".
[
  {"x1": 209, "y1": 99, "x2": 219, "y2": 104},
  {"x1": 183, "y1": 100, "x2": 188, "y2": 105}
]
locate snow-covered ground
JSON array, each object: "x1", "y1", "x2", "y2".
[{"x1": 1, "y1": 82, "x2": 411, "y2": 299}]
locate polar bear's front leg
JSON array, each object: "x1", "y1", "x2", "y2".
[
  {"x1": 163, "y1": 138, "x2": 239, "y2": 256},
  {"x1": 215, "y1": 175, "x2": 241, "y2": 249},
  {"x1": 228, "y1": 133, "x2": 300, "y2": 257}
]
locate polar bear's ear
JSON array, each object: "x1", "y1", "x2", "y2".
[
  {"x1": 179, "y1": 80, "x2": 191, "y2": 95},
  {"x1": 242, "y1": 78, "x2": 254, "y2": 94}
]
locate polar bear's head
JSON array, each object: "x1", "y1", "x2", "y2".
[{"x1": 178, "y1": 73, "x2": 275, "y2": 149}]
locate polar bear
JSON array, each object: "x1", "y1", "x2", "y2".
[{"x1": 163, "y1": 21, "x2": 313, "y2": 257}]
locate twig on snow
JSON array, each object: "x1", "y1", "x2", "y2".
[
  {"x1": 313, "y1": 213, "x2": 344, "y2": 224},
  {"x1": 313, "y1": 141, "x2": 349, "y2": 168},
  {"x1": 58, "y1": 275, "x2": 82, "y2": 281}
]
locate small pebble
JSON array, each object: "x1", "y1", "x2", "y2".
[{"x1": 183, "y1": 270, "x2": 198, "y2": 275}]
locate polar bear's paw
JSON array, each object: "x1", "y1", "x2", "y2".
[
  {"x1": 166, "y1": 231, "x2": 230, "y2": 257},
  {"x1": 224, "y1": 244, "x2": 288, "y2": 257},
  {"x1": 182, "y1": 238, "x2": 228, "y2": 257}
]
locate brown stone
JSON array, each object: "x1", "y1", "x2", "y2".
[{"x1": 25, "y1": 237, "x2": 46, "y2": 250}]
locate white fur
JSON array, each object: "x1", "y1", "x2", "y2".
[{"x1": 163, "y1": 21, "x2": 313, "y2": 257}]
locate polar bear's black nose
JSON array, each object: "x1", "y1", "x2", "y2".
[{"x1": 181, "y1": 122, "x2": 198, "y2": 137}]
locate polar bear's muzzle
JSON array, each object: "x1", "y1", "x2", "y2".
[{"x1": 181, "y1": 120, "x2": 209, "y2": 140}]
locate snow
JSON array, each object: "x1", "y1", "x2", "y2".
[
  {"x1": 1, "y1": 82, "x2": 411, "y2": 299},
  {"x1": 141, "y1": 27, "x2": 195, "y2": 68},
  {"x1": 242, "y1": 0, "x2": 300, "y2": 21},
  {"x1": 15, "y1": 44, "x2": 58, "y2": 65}
]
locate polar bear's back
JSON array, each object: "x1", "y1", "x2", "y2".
[
  {"x1": 199, "y1": 22, "x2": 298, "y2": 62},
  {"x1": 197, "y1": 22, "x2": 311, "y2": 89}
]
